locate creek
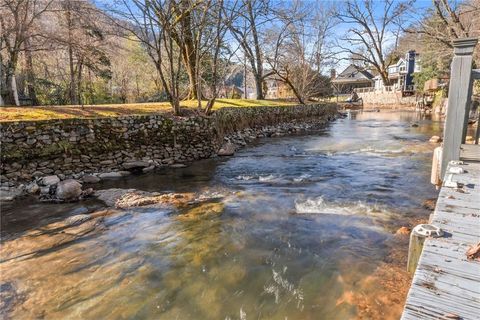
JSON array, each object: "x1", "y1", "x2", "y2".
[{"x1": 0, "y1": 111, "x2": 442, "y2": 319}]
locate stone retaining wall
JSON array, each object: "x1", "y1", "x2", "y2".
[
  {"x1": 358, "y1": 91, "x2": 417, "y2": 108},
  {"x1": 0, "y1": 104, "x2": 337, "y2": 185}
]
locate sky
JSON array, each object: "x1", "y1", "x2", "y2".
[{"x1": 93, "y1": 0, "x2": 438, "y2": 74}]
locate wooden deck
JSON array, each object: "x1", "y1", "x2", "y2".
[{"x1": 402, "y1": 156, "x2": 480, "y2": 319}]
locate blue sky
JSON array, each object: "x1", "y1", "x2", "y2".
[{"x1": 94, "y1": 0, "x2": 438, "y2": 73}]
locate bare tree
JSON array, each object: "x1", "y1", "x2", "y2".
[
  {"x1": 335, "y1": 0, "x2": 413, "y2": 86},
  {"x1": 404, "y1": 0, "x2": 479, "y2": 48},
  {"x1": 265, "y1": 1, "x2": 335, "y2": 104},
  {"x1": 0, "y1": 0, "x2": 54, "y2": 106},
  {"x1": 202, "y1": 0, "x2": 229, "y2": 114},
  {"x1": 109, "y1": 0, "x2": 186, "y2": 114},
  {"x1": 46, "y1": 0, "x2": 113, "y2": 105},
  {"x1": 224, "y1": 0, "x2": 273, "y2": 100}
]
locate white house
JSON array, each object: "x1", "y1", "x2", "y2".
[{"x1": 375, "y1": 50, "x2": 421, "y2": 94}]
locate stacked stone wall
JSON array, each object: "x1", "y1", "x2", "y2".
[{"x1": 0, "y1": 104, "x2": 337, "y2": 185}]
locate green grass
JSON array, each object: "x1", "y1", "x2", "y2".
[{"x1": 0, "y1": 99, "x2": 297, "y2": 122}]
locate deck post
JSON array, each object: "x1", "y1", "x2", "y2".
[
  {"x1": 407, "y1": 229, "x2": 426, "y2": 274},
  {"x1": 441, "y1": 38, "x2": 478, "y2": 176}
]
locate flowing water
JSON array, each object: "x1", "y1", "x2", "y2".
[{"x1": 0, "y1": 111, "x2": 442, "y2": 319}]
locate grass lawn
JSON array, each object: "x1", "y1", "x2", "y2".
[{"x1": 0, "y1": 99, "x2": 298, "y2": 122}]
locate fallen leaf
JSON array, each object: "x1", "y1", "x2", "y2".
[{"x1": 466, "y1": 242, "x2": 480, "y2": 261}]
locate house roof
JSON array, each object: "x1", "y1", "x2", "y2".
[
  {"x1": 389, "y1": 58, "x2": 406, "y2": 68},
  {"x1": 332, "y1": 64, "x2": 374, "y2": 84}
]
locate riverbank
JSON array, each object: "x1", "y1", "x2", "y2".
[
  {"x1": 0, "y1": 99, "x2": 297, "y2": 122},
  {"x1": 0, "y1": 104, "x2": 338, "y2": 201}
]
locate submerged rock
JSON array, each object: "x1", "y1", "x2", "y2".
[
  {"x1": 395, "y1": 227, "x2": 411, "y2": 236},
  {"x1": 64, "y1": 214, "x2": 92, "y2": 226},
  {"x1": 95, "y1": 188, "x2": 195, "y2": 209},
  {"x1": 429, "y1": 136, "x2": 442, "y2": 143},
  {"x1": 55, "y1": 179, "x2": 83, "y2": 200},
  {"x1": 0, "y1": 282, "x2": 21, "y2": 318},
  {"x1": 0, "y1": 188, "x2": 24, "y2": 202},
  {"x1": 170, "y1": 163, "x2": 187, "y2": 168},
  {"x1": 422, "y1": 198, "x2": 436, "y2": 210},
  {"x1": 176, "y1": 202, "x2": 224, "y2": 221},
  {"x1": 82, "y1": 175, "x2": 101, "y2": 184},
  {"x1": 98, "y1": 172, "x2": 123, "y2": 179}
]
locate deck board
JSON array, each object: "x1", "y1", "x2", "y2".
[
  {"x1": 401, "y1": 161, "x2": 480, "y2": 320},
  {"x1": 460, "y1": 144, "x2": 480, "y2": 162}
]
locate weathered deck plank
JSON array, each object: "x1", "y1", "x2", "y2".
[
  {"x1": 460, "y1": 144, "x2": 480, "y2": 162},
  {"x1": 402, "y1": 161, "x2": 480, "y2": 320}
]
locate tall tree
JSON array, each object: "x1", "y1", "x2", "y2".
[
  {"x1": 110, "y1": 0, "x2": 187, "y2": 114},
  {"x1": 265, "y1": 1, "x2": 335, "y2": 104},
  {"x1": 225, "y1": 0, "x2": 273, "y2": 100},
  {"x1": 335, "y1": 0, "x2": 413, "y2": 86},
  {"x1": 0, "y1": 0, "x2": 53, "y2": 106},
  {"x1": 404, "y1": 0, "x2": 479, "y2": 48}
]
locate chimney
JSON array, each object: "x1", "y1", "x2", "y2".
[{"x1": 330, "y1": 69, "x2": 336, "y2": 79}]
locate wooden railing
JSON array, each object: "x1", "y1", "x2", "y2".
[
  {"x1": 354, "y1": 87, "x2": 375, "y2": 93},
  {"x1": 441, "y1": 37, "x2": 479, "y2": 176},
  {"x1": 354, "y1": 85, "x2": 416, "y2": 94},
  {"x1": 354, "y1": 86, "x2": 396, "y2": 93}
]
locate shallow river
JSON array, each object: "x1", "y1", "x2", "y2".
[{"x1": 1, "y1": 111, "x2": 442, "y2": 319}]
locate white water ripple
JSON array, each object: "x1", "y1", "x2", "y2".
[{"x1": 294, "y1": 196, "x2": 386, "y2": 217}]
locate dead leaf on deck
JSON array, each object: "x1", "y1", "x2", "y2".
[{"x1": 465, "y1": 242, "x2": 480, "y2": 261}]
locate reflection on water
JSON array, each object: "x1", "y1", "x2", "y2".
[{"x1": 0, "y1": 111, "x2": 441, "y2": 319}]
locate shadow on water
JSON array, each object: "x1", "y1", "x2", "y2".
[{"x1": 0, "y1": 110, "x2": 441, "y2": 319}]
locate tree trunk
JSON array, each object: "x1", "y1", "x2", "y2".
[
  {"x1": 184, "y1": 59, "x2": 199, "y2": 100},
  {"x1": 253, "y1": 72, "x2": 264, "y2": 100},
  {"x1": 77, "y1": 61, "x2": 83, "y2": 106},
  {"x1": 0, "y1": 46, "x2": 4, "y2": 106},
  {"x1": 284, "y1": 77, "x2": 305, "y2": 104},
  {"x1": 175, "y1": 0, "x2": 199, "y2": 100},
  {"x1": 11, "y1": 74, "x2": 20, "y2": 106},
  {"x1": 248, "y1": 1, "x2": 265, "y2": 100},
  {"x1": 24, "y1": 39, "x2": 39, "y2": 105},
  {"x1": 4, "y1": 58, "x2": 20, "y2": 106},
  {"x1": 380, "y1": 69, "x2": 390, "y2": 86},
  {"x1": 65, "y1": 6, "x2": 78, "y2": 105}
]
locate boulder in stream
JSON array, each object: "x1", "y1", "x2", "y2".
[
  {"x1": 56, "y1": 179, "x2": 83, "y2": 200},
  {"x1": 26, "y1": 182, "x2": 40, "y2": 194},
  {"x1": 98, "y1": 171, "x2": 133, "y2": 180},
  {"x1": 218, "y1": 143, "x2": 236, "y2": 156},
  {"x1": 40, "y1": 175, "x2": 60, "y2": 186},
  {"x1": 122, "y1": 161, "x2": 150, "y2": 170}
]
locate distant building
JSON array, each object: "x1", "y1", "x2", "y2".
[
  {"x1": 375, "y1": 50, "x2": 421, "y2": 94},
  {"x1": 331, "y1": 64, "x2": 374, "y2": 94},
  {"x1": 265, "y1": 77, "x2": 295, "y2": 100}
]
